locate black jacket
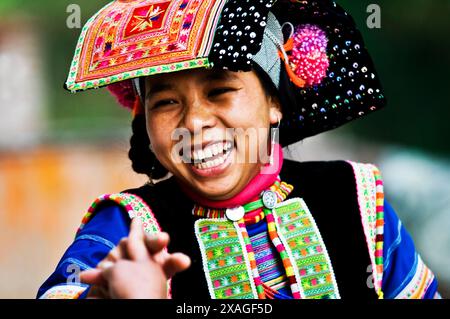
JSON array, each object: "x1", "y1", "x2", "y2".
[{"x1": 125, "y1": 159, "x2": 377, "y2": 299}]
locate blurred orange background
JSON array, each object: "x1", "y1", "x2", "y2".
[{"x1": 0, "y1": 145, "x2": 146, "y2": 298}]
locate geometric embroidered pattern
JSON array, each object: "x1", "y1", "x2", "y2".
[
  {"x1": 39, "y1": 284, "x2": 87, "y2": 299},
  {"x1": 347, "y1": 161, "x2": 385, "y2": 298},
  {"x1": 194, "y1": 196, "x2": 341, "y2": 299},
  {"x1": 66, "y1": 0, "x2": 227, "y2": 92},
  {"x1": 193, "y1": 177, "x2": 295, "y2": 299},
  {"x1": 394, "y1": 255, "x2": 435, "y2": 299},
  {"x1": 271, "y1": 198, "x2": 341, "y2": 299},
  {"x1": 78, "y1": 192, "x2": 162, "y2": 235},
  {"x1": 194, "y1": 218, "x2": 258, "y2": 299}
]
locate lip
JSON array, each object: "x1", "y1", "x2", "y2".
[{"x1": 188, "y1": 145, "x2": 235, "y2": 178}]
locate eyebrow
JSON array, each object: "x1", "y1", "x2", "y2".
[
  {"x1": 145, "y1": 70, "x2": 240, "y2": 99},
  {"x1": 146, "y1": 83, "x2": 174, "y2": 99}
]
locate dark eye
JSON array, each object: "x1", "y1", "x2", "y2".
[
  {"x1": 208, "y1": 87, "x2": 234, "y2": 97},
  {"x1": 152, "y1": 99, "x2": 177, "y2": 109}
]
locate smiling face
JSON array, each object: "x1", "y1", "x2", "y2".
[{"x1": 144, "y1": 68, "x2": 282, "y2": 200}]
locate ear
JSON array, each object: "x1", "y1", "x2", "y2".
[{"x1": 269, "y1": 97, "x2": 283, "y2": 126}]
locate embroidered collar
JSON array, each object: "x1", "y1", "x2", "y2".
[{"x1": 192, "y1": 177, "x2": 294, "y2": 224}]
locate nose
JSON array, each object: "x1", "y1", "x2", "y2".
[{"x1": 181, "y1": 94, "x2": 217, "y2": 135}]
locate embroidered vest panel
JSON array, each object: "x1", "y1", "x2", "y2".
[
  {"x1": 193, "y1": 197, "x2": 341, "y2": 299},
  {"x1": 78, "y1": 160, "x2": 382, "y2": 299},
  {"x1": 195, "y1": 219, "x2": 258, "y2": 299},
  {"x1": 272, "y1": 198, "x2": 340, "y2": 298}
]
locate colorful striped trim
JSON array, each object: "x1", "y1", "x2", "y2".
[
  {"x1": 394, "y1": 255, "x2": 435, "y2": 299},
  {"x1": 77, "y1": 192, "x2": 171, "y2": 298},
  {"x1": 193, "y1": 178, "x2": 295, "y2": 299},
  {"x1": 236, "y1": 220, "x2": 266, "y2": 298},
  {"x1": 78, "y1": 193, "x2": 162, "y2": 235},
  {"x1": 265, "y1": 208, "x2": 302, "y2": 299},
  {"x1": 197, "y1": 0, "x2": 228, "y2": 56},
  {"x1": 192, "y1": 176, "x2": 294, "y2": 221},
  {"x1": 248, "y1": 229, "x2": 289, "y2": 292},
  {"x1": 347, "y1": 161, "x2": 385, "y2": 298},
  {"x1": 39, "y1": 285, "x2": 87, "y2": 299},
  {"x1": 193, "y1": 177, "x2": 340, "y2": 299},
  {"x1": 67, "y1": 58, "x2": 211, "y2": 92}
]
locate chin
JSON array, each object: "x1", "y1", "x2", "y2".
[{"x1": 190, "y1": 174, "x2": 240, "y2": 200}]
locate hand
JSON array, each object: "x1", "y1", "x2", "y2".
[{"x1": 80, "y1": 218, "x2": 191, "y2": 299}]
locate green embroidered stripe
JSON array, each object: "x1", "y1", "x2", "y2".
[
  {"x1": 202, "y1": 238, "x2": 243, "y2": 250},
  {"x1": 243, "y1": 199, "x2": 264, "y2": 212},
  {"x1": 274, "y1": 198, "x2": 340, "y2": 299},
  {"x1": 196, "y1": 219, "x2": 254, "y2": 299}
]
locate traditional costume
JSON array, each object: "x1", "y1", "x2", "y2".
[{"x1": 38, "y1": 0, "x2": 439, "y2": 299}]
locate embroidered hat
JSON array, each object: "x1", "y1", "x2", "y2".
[{"x1": 65, "y1": 0, "x2": 386, "y2": 145}]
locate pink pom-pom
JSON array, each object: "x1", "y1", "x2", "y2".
[
  {"x1": 106, "y1": 80, "x2": 136, "y2": 109},
  {"x1": 289, "y1": 24, "x2": 329, "y2": 87}
]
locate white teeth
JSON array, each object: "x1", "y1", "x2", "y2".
[
  {"x1": 224, "y1": 141, "x2": 232, "y2": 151},
  {"x1": 198, "y1": 149, "x2": 205, "y2": 160},
  {"x1": 191, "y1": 141, "x2": 234, "y2": 166},
  {"x1": 204, "y1": 147, "x2": 213, "y2": 159},
  {"x1": 212, "y1": 144, "x2": 219, "y2": 156}
]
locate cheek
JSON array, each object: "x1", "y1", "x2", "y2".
[
  {"x1": 226, "y1": 95, "x2": 271, "y2": 129},
  {"x1": 146, "y1": 115, "x2": 174, "y2": 155}
]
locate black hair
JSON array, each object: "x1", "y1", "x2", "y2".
[
  {"x1": 128, "y1": 66, "x2": 283, "y2": 179},
  {"x1": 129, "y1": 113, "x2": 169, "y2": 180}
]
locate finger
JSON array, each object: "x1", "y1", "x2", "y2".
[
  {"x1": 117, "y1": 237, "x2": 130, "y2": 260},
  {"x1": 104, "y1": 243, "x2": 123, "y2": 263},
  {"x1": 97, "y1": 260, "x2": 115, "y2": 271},
  {"x1": 127, "y1": 218, "x2": 148, "y2": 261},
  {"x1": 162, "y1": 253, "x2": 191, "y2": 279},
  {"x1": 80, "y1": 268, "x2": 107, "y2": 286},
  {"x1": 144, "y1": 232, "x2": 170, "y2": 255}
]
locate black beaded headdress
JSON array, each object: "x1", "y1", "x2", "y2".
[{"x1": 207, "y1": 0, "x2": 386, "y2": 145}]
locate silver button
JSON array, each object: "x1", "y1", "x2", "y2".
[
  {"x1": 225, "y1": 206, "x2": 245, "y2": 222},
  {"x1": 261, "y1": 190, "x2": 278, "y2": 209}
]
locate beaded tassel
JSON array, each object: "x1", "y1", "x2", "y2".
[
  {"x1": 373, "y1": 168, "x2": 385, "y2": 298},
  {"x1": 265, "y1": 208, "x2": 302, "y2": 299},
  {"x1": 236, "y1": 220, "x2": 266, "y2": 299}
]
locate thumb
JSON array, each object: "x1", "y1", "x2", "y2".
[
  {"x1": 80, "y1": 268, "x2": 107, "y2": 286},
  {"x1": 162, "y1": 253, "x2": 191, "y2": 279}
]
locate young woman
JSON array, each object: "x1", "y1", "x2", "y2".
[{"x1": 38, "y1": 0, "x2": 440, "y2": 299}]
